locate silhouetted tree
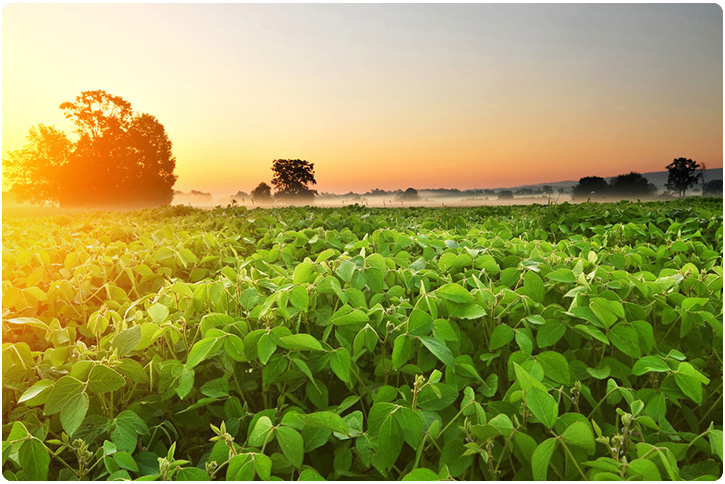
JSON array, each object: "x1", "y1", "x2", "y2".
[
  {"x1": 3, "y1": 90, "x2": 177, "y2": 207},
  {"x1": 665, "y1": 157, "x2": 700, "y2": 198},
  {"x1": 608, "y1": 172, "x2": 657, "y2": 198},
  {"x1": 542, "y1": 185, "x2": 554, "y2": 194},
  {"x1": 251, "y1": 182, "x2": 273, "y2": 202},
  {"x1": 572, "y1": 176, "x2": 608, "y2": 200},
  {"x1": 401, "y1": 187, "x2": 419, "y2": 200},
  {"x1": 703, "y1": 179, "x2": 723, "y2": 196},
  {"x1": 271, "y1": 159, "x2": 317, "y2": 201},
  {"x1": 3, "y1": 124, "x2": 71, "y2": 204},
  {"x1": 498, "y1": 190, "x2": 514, "y2": 200}
]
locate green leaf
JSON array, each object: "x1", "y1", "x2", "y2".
[
  {"x1": 289, "y1": 285, "x2": 309, "y2": 312},
  {"x1": 490, "y1": 325, "x2": 515, "y2": 350},
  {"x1": 526, "y1": 387, "x2": 558, "y2": 428},
  {"x1": 249, "y1": 416, "x2": 274, "y2": 447},
  {"x1": 331, "y1": 306, "x2": 369, "y2": 326},
  {"x1": 257, "y1": 333, "x2": 277, "y2": 365},
  {"x1": 531, "y1": 438, "x2": 557, "y2": 480},
  {"x1": 176, "y1": 367, "x2": 195, "y2": 399},
  {"x1": 437, "y1": 283, "x2": 474, "y2": 304},
  {"x1": 402, "y1": 468, "x2": 440, "y2": 480},
  {"x1": 546, "y1": 269, "x2": 576, "y2": 283},
  {"x1": 19, "y1": 439, "x2": 49, "y2": 480},
  {"x1": 60, "y1": 392, "x2": 89, "y2": 435},
  {"x1": 280, "y1": 334, "x2": 323, "y2": 352},
  {"x1": 392, "y1": 334, "x2": 414, "y2": 370},
  {"x1": 336, "y1": 260, "x2": 356, "y2": 282},
  {"x1": 674, "y1": 363, "x2": 708, "y2": 404},
  {"x1": 178, "y1": 248, "x2": 197, "y2": 266},
  {"x1": 513, "y1": 362, "x2": 546, "y2": 391},
  {"x1": 227, "y1": 454, "x2": 255, "y2": 480},
  {"x1": 379, "y1": 414, "x2": 404, "y2": 471},
  {"x1": 187, "y1": 337, "x2": 222, "y2": 369},
  {"x1": 561, "y1": 421, "x2": 595, "y2": 455},
  {"x1": 627, "y1": 458, "x2": 662, "y2": 480},
  {"x1": 112, "y1": 325, "x2": 142, "y2": 356},
  {"x1": 298, "y1": 412, "x2": 349, "y2": 435},
  {"x1": 18, "y1": 380, "x2": 53, "y2": 406},
  {"x1": 294, "y1": 262, "x2": 316, "y2": 284},
  {"x1": 114, "y1": 359, "x2": 149, "y2": 384},
  {"x1": 44, "y1": 376, "x2": 84, "y2": 415},
  {"x1": 418, "y1": 336, "x2": 455, "y2": 367},
  {"x1": 524, "y1": 272, "x2": 545, "y2": 303},
  {"x1": 709, "y1": 430, "x2": 723, "y2": 461},
  {"x1": 276, "y1": 426, "x2": 304, "y2": 469},
  {"x1": 147, "y1": 303, "x2": 169, "y2": 324},
  {"x1": 536, "y1": 322, "x2": 566, "y2": 348},
  {"x1": 299, "y1": 468, "x2": 326, "y2": 480},
  {"x1": 608, "y1": 323, "x2": 641, "y2": 358},
  {"x1": 632, "y1": 356, "x2": 670, "y2": 376},
  {"x1": 329, "y1": 348, "x2": 351, "y2": 383},
  {"x1": 488, "y1": 414, "x2": 514, "y2": 437},
  {"x1": 253, "y1": 453, "x2": 272, "y2": 480},
  {"x1": 536, "y1": 351, "x2": 570, "y2": 385},
  {"x1": 113, "y1": 451, "x2": 139, "y2": 472},
  {"x1": 407, "y1": 309, "x2": 434, "y2": 336},
  {"x1": 589, "y1": 298, "x2": 624, "y2": 328},
  {"x1": 88, "y1": 365, "x2": 125, "y2": 393},
  {"x1": 177, "y1": 467, "x2": 209, "y2": 480},
  {"x1": 394, "y1": 407, "x2": 423, "y2": 449}
]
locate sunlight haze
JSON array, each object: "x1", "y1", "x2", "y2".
[{"x1": 3, "y1": 3, "x2": 722, "y2": 197}]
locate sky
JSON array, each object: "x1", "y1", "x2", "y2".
[{"x1": 2, "y1": 3, "x2": 723, "y2": 196}]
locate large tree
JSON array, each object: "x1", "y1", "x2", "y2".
[
  {"x1": 4, "y1": 90, "x2": 177, "y2": 207},
  {"x1": 271, "y1": 159, "x2": 317, "y2": 201},
  {"x1": 665, "y1": 157, "x2": 700, "y2": 198},
  {"x1": 572, "y1": 176, "x2": 608, "y2": 200}
]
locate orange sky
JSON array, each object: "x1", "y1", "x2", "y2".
[{"x1": 3, "y1": 4, "x2": 722, "y2": 196}]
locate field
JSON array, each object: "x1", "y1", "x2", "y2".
[{"x1": 2, "y1": 199, "x2": 723, "y2": 481}]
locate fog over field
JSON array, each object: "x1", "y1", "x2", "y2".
[{"x1": 170, "y1": 168, "x2": 723, "y2": 209}]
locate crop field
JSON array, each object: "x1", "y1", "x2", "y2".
[{"x1": 2, "y1": 199, "x2": 723, "y2": 481}]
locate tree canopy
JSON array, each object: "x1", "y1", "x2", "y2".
[
  {"x1": 401, "y1": 187, "x2": 419, "y2": 200},
  {"x1": 665, "y1": 157, "x2": 700, "y2": 198},
  {"x1": 4, "y1": 90, "x2": 177, "y2": 207},
  {"x1": 572, "y1": 176, "x2": 608, "y2": 200},
  {"x1": 608, "y1": 172, "x2": 657, "y2": 198},
  {"x1": 251, "y1": 182, "x2": 273, "y2": 202},
  {"x1": 271, "y1": 159, "x2": 317, "y2": 201}
]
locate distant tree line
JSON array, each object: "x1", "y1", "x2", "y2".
[{"x1": 572, "y1": 158, "x2": 722, "y2": 201}]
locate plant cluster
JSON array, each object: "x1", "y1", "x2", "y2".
[{"x1": 2, "y1": 199, "x2": 723, "y2": 480}]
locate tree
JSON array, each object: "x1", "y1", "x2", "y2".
[
  {"x1": 271, "y1": 159, "x2": 317, "y2": 201},
  {"x1": 703, "y1": 179, "x2": 723, "y2": 196},
  {"x1": 3, "y1": 125, "x2": 72, "y2": 204},
  {"x1": 572, "y1": 176, "x2": 608, "y2": 200},
  {"x1": 3, "y1": 90, "x2": 177, "y2": 207},
  {"x1": 497, "y1": 190, "x2": 514, "y2": 200},
  {"x1": 542, "y1": 185, "x2": 554, "y2": 194},
  {"x1": 665, "y1": 157, "x2": 700, "y2": 198},
  {"x1": 251, "y1": 182, "x2": 273, "y2": 202},
  {"x1": 608, "y1": 172, "x2": 657, "y2": 199},
  {"x1": 401, "y1": 187, "x2": 419, "y2": 200}
]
